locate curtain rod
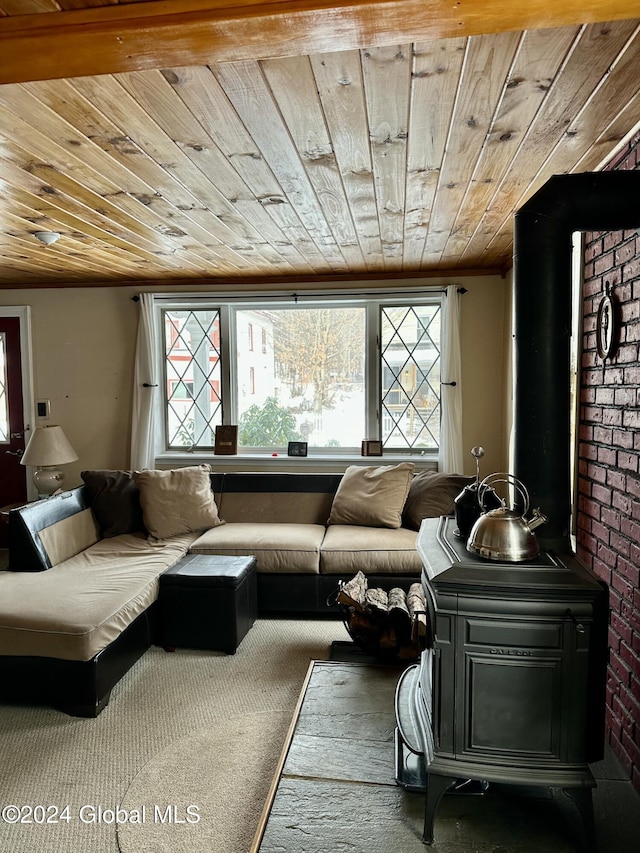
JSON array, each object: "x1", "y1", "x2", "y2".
[{"x1": 132, "y1": 286, "x2": 467, "y2": 302}]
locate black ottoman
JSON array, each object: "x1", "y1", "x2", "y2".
[{"x1": 159, "y1": 554, "x2": 257, "y2": 654}]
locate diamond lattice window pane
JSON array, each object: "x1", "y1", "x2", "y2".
[
  {"x1": 380, "y1": 305, "x2": 441, "y2": 449},
  {"x1": 163, "y1": 310, "x2": 222, "y2": 449}
]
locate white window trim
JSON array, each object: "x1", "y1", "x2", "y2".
[{"x1": 150, "y1": 286, "x2": 451, "y2": 468}]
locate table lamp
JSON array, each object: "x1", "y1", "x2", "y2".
[{"x1": 20, "y1": 425, "x2": 78, "y2": 497}]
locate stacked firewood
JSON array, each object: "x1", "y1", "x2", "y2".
[{"x1": 336, "y1": 571, "x2": 429, "y2": 660}]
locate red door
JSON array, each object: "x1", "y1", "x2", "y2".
[{"x1": 0, "y1": 317, "x2": 28, "y2": 508}]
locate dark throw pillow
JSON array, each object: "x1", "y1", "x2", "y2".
[
  {"x1": 81, "y1": 469, "x2": 146, "y2": 538},
  {"x1": 402, "y1": 471, "x2": 474, "y2": 531}
]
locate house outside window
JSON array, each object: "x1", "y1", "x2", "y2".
[{"x1": 159, "y1": 294, "x2": 443, "y2": 454}]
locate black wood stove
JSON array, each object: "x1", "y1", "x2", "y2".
[{"x1": 395, "y1": 516, "x2": 607, "y2": 852}]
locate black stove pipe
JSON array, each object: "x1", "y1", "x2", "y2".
[{"x1": 513, "y1": 171, "x2": 640, "y2": 549}]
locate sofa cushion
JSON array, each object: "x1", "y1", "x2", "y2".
[
  {"x1": 218, "y1": 473, "x2": 341, "y2": 525},
  {"x1": 319, "y1": 524, "x2": 422, "y2": 574},
  {"x1": 402, "y1": 470, "x2": 474, "y2": 531},
  {"x1": 81, "y1": 469, "x2": 146, "y2": 537},
  {"x1": 0, "y1": 531, "x2": 196, "y2": 661},
  {"x1": 327, "y1": 462, "x2": 414, "y2": 529},
  {"x1": 37, "y1": 508, "x2": 101, "y2": 567},
  {"x1": 133, "y1": 465, "x2": 224, "y2": 540},
  {"x1": 189, "y1": 523, "x2": 324, "y2": 574}
]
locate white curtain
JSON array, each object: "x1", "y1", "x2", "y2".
[
  {"x1": 438, "y1": 285, "x2": 464, "y2": 473},
  {"x1": 130, "y1": 293, "x2": 157, "y2": 470}
]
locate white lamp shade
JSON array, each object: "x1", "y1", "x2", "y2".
[{"x1": 21, "y1": 425, "x2": 78, "y2": 467}]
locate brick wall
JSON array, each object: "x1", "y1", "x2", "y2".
[{"x1": 579, "y1": 131, "x2": 640, "y2": 792}]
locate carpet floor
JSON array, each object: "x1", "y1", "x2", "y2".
[{"x1": 0, "y1": 618, "x2": 347, "y2": 853}]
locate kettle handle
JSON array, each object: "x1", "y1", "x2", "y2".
[{"x1": 478, "y1": 472, "x2": 530, "y2": 514}]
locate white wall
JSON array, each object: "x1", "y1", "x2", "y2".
[{"x1": 0, "y1": 274, "x2": 509, "y2": 489}]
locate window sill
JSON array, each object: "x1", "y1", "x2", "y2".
[{"x1": 155, "y1": 451, "x2": 438, "y2": 473}]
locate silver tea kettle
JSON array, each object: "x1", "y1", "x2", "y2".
[{"x1": 466, "y1": 473, "x2": 548, "y2": 562}]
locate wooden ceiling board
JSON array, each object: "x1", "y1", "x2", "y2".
[
  {"x1": 439, "y1": 26, "x2": 581, "y2": 266},
  {"x1": 2, "y1": 3, "x2": 640, "y2": 287},
  {"x1": 457, "y1": 20, "x2": 640, "y2": 268},
  {"x1": 421, "y1": 31, "x2": 522, "y2": 267},
  {"x1": 261, "y1": 55, "x2": 367, "y2": 271},
  {"x1": 360, "y1": 45, "x2": 412, "y2": 271},
  {"x1": 309, "y1": 50, "x2": 383, "y2": 271}
]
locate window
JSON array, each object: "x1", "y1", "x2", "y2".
[
  {"x1": 163, "y1": 310, "x2": 222, "y2": 448},
  {"x1": 159, "y1": 294, "x2": 443, "y2": 454}
]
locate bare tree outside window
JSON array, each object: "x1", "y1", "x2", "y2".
[{"x1": 237, "y1": 307, "x2": 365, "y2": 448}]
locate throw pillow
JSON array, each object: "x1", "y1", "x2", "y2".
[
  {"x1": 132, "y1": 464, "x2": 223, "y2": 540},
  {"x1": 402, "y1": 470, "x2": 474, "y2": 531},
  {"x1": 81, "y1": 469, "x2": 146, "y2": 538},
  {"x1": 327, "y1": 462, "x2": 415, "y2": 529}
]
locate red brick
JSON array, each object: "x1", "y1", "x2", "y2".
[
  {"x1": 602, "y1": 232, "x2": 620, "y2": 252},
  {"x1": 621, "y1": 730, "x2": 640, "y2": 772},
  {"x1": 587, "y1": 463, "x2": 608, "y2": 483},
  {"x1": 617, "y1": 343, "x2": 640, "y2": 364},
  {"x1": 606, "y1": 705, "x2": 624, "y2": 742},
  {"x1": 603, "y1": 366, "x2": 625, "y2": 384},
  {"x1": 626, "y1": 321, "x2": 640, "y2": 342},
  {"x1": 618, "y1": 451, "x2": 639, "y2": 473},
  {"x1": 579, "y1": 441, "x2": 597, "y2": 459},
  {"x1": 614, "y1": 387, "x2": 638, "y2": 407},
  {"x1": 583, "y1": 405, "x2": 603, "y2": 423},
  {"x1": 620, "y1": 641, "x2": 640, "y2": 680},
  {"x1": 612, "y1": 693, "x2": 636, "y2": 733},
  {"x1": 594, "y1": 252, "x2": 616, "y2": 276},
  {"x1": 615, "y1": 239, "x2": 638, "y2": 266},
  {"x1": 612, "y1": 429, "x2": 633, "y2": 449},
  {"x1": 617, "y1": 557, "x2": 640, "y2": 588},
  {"x1": 593, "y1": 426, "x2": 613, "y2": 444},
  {"x1": 592, "y1": 520, "x2": 610, "y2": 544},
  {"x1": 610, "y1": 587, "x2": 623, "y2": 613},
  {"x1": 603, "y1": 407, "x2": 623, "y2": 427},
  {"x1": 622, "y1": 254, "x2": 640, "y2": 281},
  {"x1": 612, "y1": 490, "x2": 632, "y2": 514},
  {"x1": 609, "y1": 625, "x2": 623, "y2": 652},
  {"x1": 592, "y1": 483, "x2": 612, "y2": 505},
  {"x1": 612, "y1": 572, "x2": 635, "y2": 600},
  {"x1": 621, "y1": 517, "x2": 640, "y2": 542},
  {"x1": 596, "y1": 387, "x2": 616, "y2": 405},
  {"x1": 601, "y1": 506, "x2": 620, "y2": 527},
  {"x1": 592, "y1": 560, "x2": 610, "y2": 584},
  {"x1": 623, "y1": 409, "x2": 640, "y2": 430},
  {"x1": 611, "y1": 612, "x2": 633, "y2": 646},
  {"x1": 610, "y1": 531, "x2": 630, "y2": 558},
  {"x1": 621, "y1": 300, "x2": 640, "y2": 323},
  {"x1": 623, "y1": 364, "x2": 640, "y2": 383},
  {"x1": 597, "y1": 447, "x2": 617, "y2": 466}
]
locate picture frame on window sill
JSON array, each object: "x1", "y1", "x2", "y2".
[
  {"x1": 361, "y1": 439, "x2": 383, "y2": 457},
  {"x1": 287, "y1": 441, "x2": 308, "y2": 457},
  {"x1": 214, "y1": 425, "x2": 238, "y2": 455}
]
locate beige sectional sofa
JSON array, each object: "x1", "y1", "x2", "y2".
[{"x1": 0, "y1": 463, "x2": 470, "y2": 717}]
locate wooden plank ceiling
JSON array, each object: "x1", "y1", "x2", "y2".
[{"x1": 1, "y1": 0, "x2": 640, "y2": 288}]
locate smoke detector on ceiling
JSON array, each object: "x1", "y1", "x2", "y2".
[{"x1": 33, "y1": 231, "x2": 61, "y2": 246}]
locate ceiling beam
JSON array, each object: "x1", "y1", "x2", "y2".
[{"x1": 1, "y1": 0, "x2": 639, "y2": 84}]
